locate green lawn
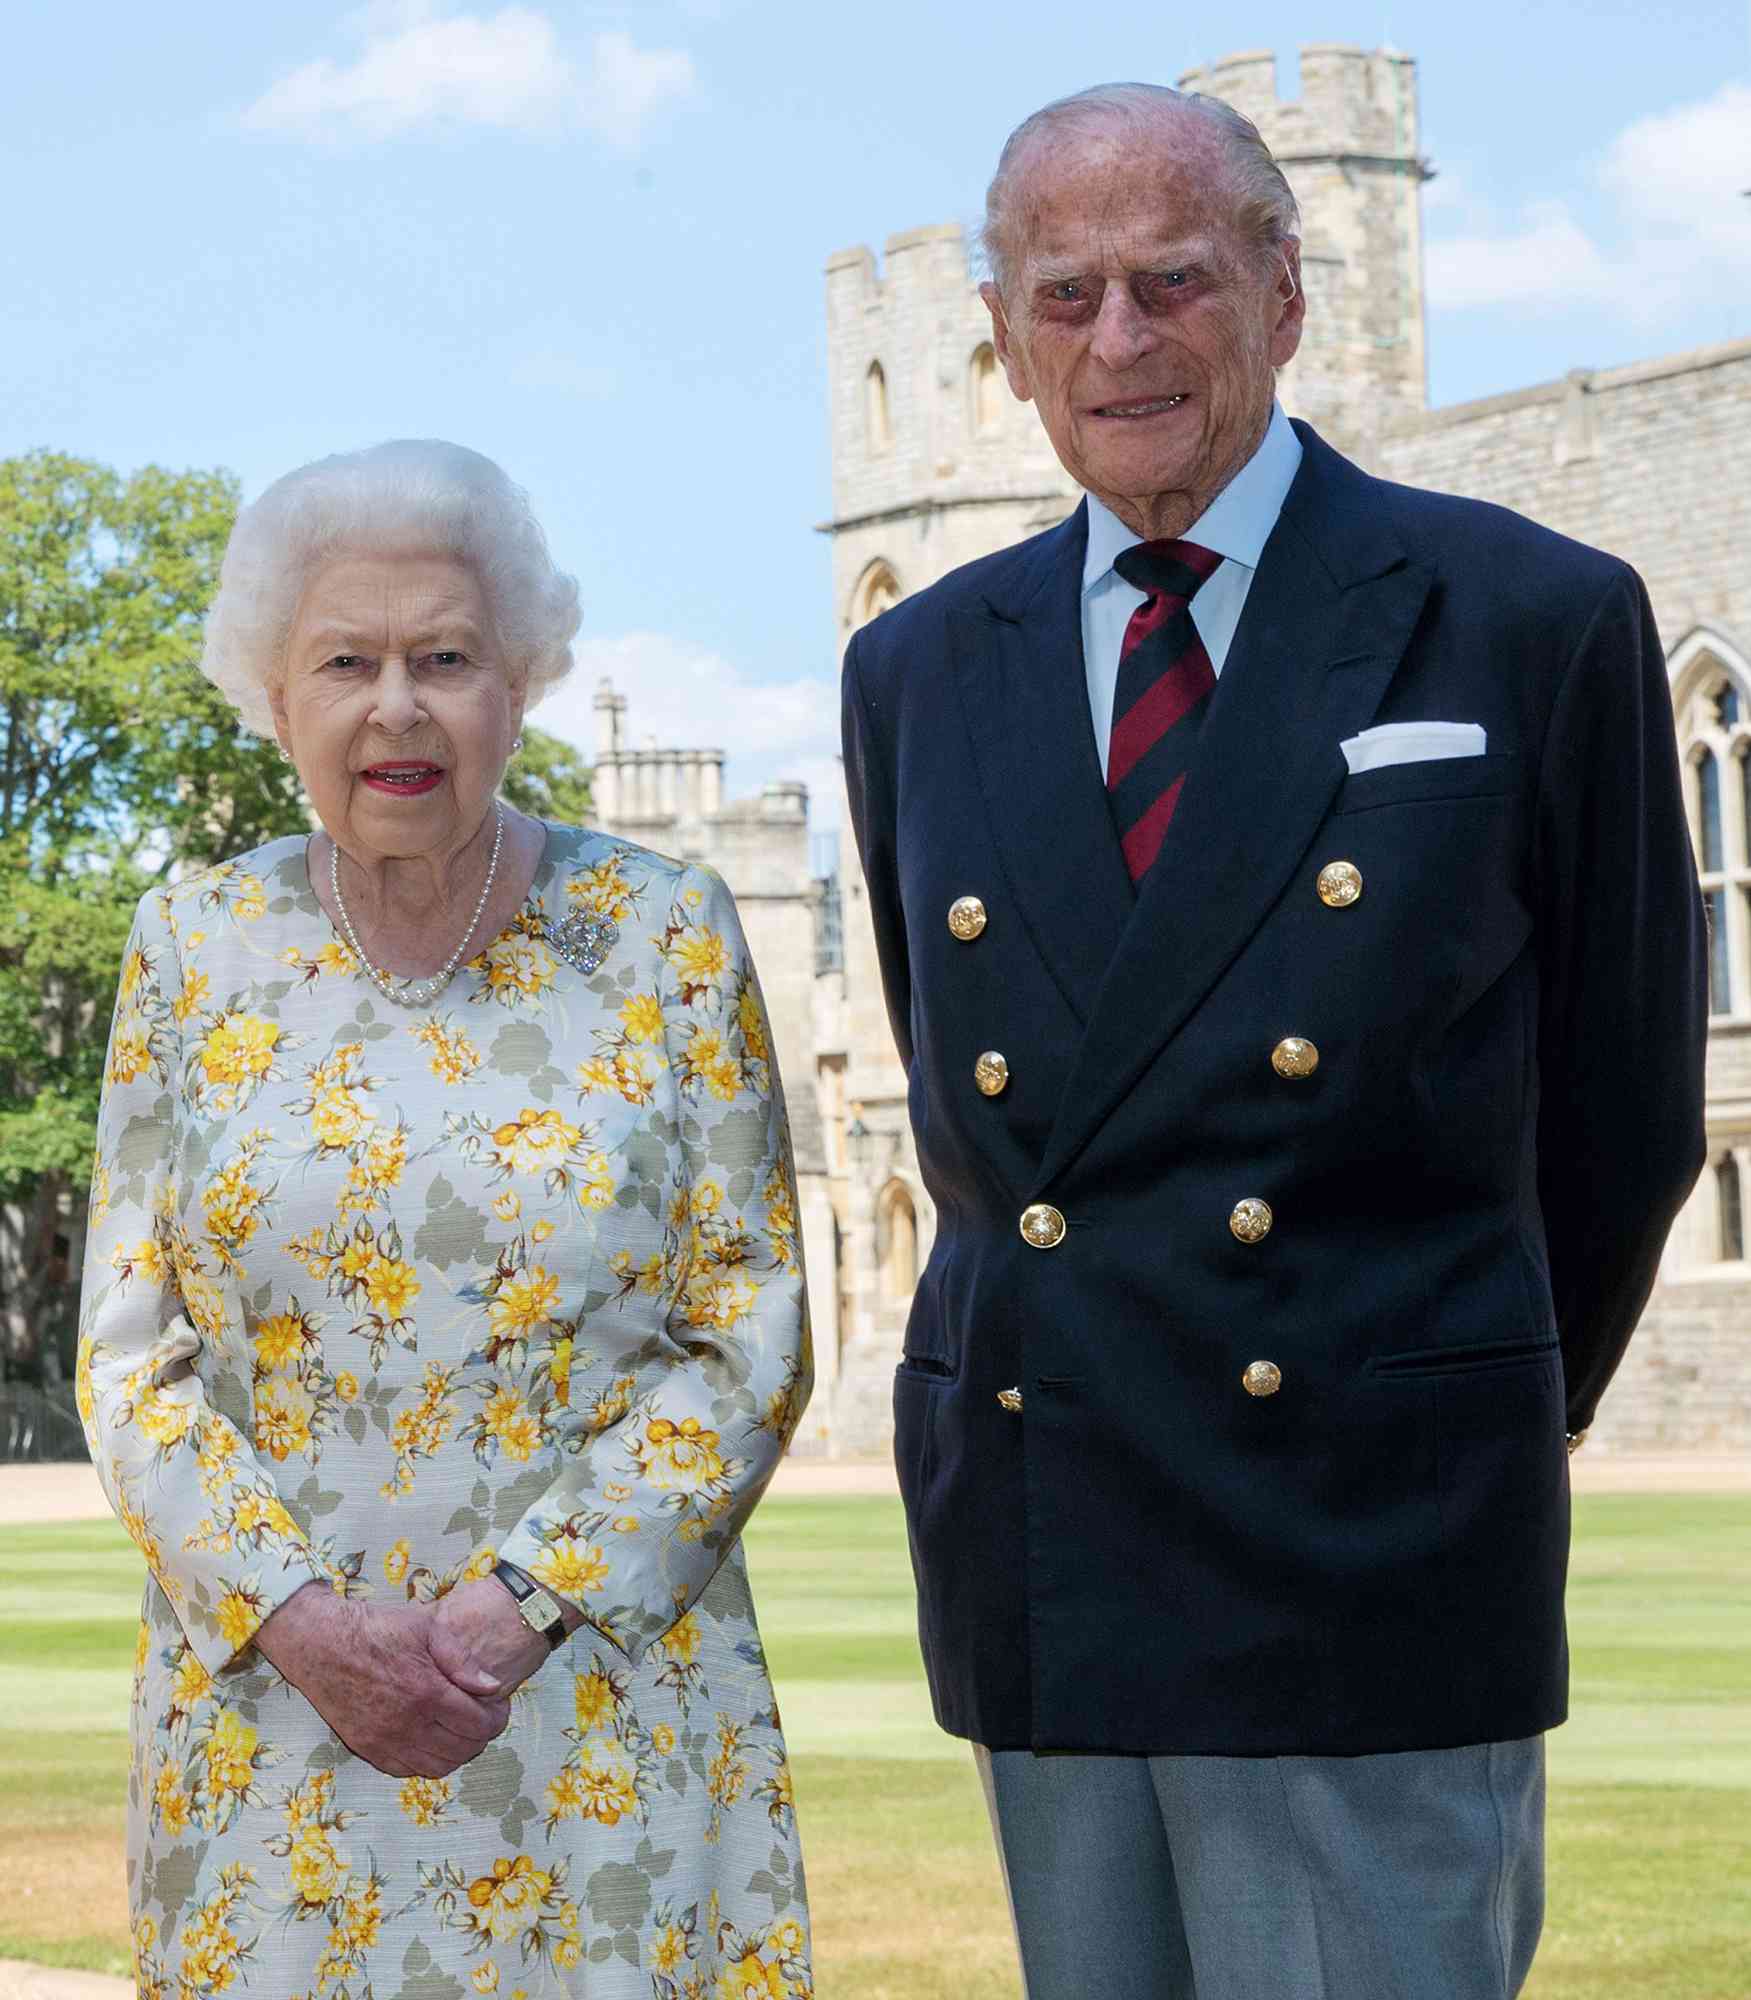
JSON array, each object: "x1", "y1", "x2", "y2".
[{"x1": 2, "y1": 1495, "x2": 1747, "y2": 1995}]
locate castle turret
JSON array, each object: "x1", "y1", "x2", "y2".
[
  {"x1": 1179, "y1": 44, "x2": 1431, "y2": 458},
  {"x1": 822, "y1": 226, "x2": 1079, "y2": 647}
]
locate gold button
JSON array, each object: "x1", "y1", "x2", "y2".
[
  {"x1": 1242, "y1": 1360, "x2": 1283, "y2": 1398},
  {"x1": 1020, "y1": 1202, "x2": 1066, "y2": 1249},
  {"x1": 1229, "y1": 1198, "x2": 1273, "y2": 1243},
  {"x1": 1317, "y1": 860, "x2": 1363, "y2": 908},
  {"x1": 948, "y1": 896, "x2": 988, "y2": 941},
  {"x1": 1271, "y1": 1036, "x2": 1319, "y2": 1079},
  {"x1": 974, "y1": 1051, "x2": 1010, "y2": 1097},
  {"x1": 997, "y1": 1386, "x2": 1023, "y2": 1413}
]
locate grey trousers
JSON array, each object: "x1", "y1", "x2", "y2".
[{"x1": 975, "y1": 1736, "x2": 1545, "y2": 2000}]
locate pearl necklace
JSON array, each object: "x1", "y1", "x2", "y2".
[{"x1": 329, "y1": 805, "x2": 505, "y2": 1007}]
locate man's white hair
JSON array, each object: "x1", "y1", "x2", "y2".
[
  {"x1": 982, "y1": 82, "x2": 1302, "y2": 296},
  {"x1": 201, "y1": 438, "x2": 582, "y2": 737}
]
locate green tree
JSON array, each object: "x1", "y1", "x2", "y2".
[
  {"x1": 500, "y1": 724, "x2": 594, "y2": 826},
  {"x1": 0, "y1": 451, "x2": 310, "y2": 1371},
  {"x1": 0, "y1": 453, "x2": 304, "y2": 862}
]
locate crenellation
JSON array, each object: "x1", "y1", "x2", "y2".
[{"x1": 1183, "y1": 49, "x2": 1280, "y2": 127}]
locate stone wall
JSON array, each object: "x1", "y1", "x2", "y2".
[{"x1": 1375, "y1": 342, "x2": 1751, "y2": 656}]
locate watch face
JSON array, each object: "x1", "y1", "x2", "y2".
[{"x1": 524, "y1": 1590, "x2": 563, "y2": 1632}]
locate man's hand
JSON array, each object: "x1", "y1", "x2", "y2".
[
  {"x1": 255, "y1": 1583, "x2": 511, "y2": 1778},
  {"x1": 428, "y1": 1575, "x2": 564, "y2": 1700}
]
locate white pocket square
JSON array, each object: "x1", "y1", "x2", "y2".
[{"x1": 1340, "y1": 721, "x2": 1487, "y2": 775}]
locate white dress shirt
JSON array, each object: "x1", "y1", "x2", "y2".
[{"x1": 1080, "y1": 401, "x2": 1304, "y2": 776}]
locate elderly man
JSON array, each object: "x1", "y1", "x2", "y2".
[{"x1": 841, "y1": 82, "x2": 1707, "y2": 1998}]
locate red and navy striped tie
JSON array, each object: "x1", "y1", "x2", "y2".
[{"x1": 1106, "y1": 538, "x2": 1224, "y2": 882}]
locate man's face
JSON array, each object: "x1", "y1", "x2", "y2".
[{"x1": 982, "y1": 122, "x2": 1304, "y2": 536}]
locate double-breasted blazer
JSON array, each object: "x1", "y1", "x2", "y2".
[{"x1": 841, "y1": 422, "x2": 1708, "y2": 1758}]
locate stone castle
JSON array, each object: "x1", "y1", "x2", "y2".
[{"x1": 591, "y1": 44, "x2": 1751, "y2": 1455}]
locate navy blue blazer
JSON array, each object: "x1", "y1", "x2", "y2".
[{"x1": 841, "y1": 422, "x2": 1708, "y2": 1757}]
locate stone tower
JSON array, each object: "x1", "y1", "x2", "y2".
[
  {"x1": 822, "y1": 227, "x2": 1078, "y2": 647},
  {"x1": 1177, "y1": 45, "x2": 1431, "y2": 458}
]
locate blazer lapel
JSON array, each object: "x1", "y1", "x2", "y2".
[
  {"x1": 1037, "y1": 428, "x2": 1436, "y2": 1188},
  {"x1": 951, "y1": 503, "x2": 1134, "y2": 1027}
]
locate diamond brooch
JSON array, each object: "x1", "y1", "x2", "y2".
[{"x1": 538, "y1": 909, "x2": 618, "y2": 974}]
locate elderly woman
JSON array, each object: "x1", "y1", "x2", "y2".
[{"x1": 78, "y1": 439, "x2": 813, "y2": 1999}]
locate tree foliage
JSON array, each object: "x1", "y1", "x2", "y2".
[
  {"x1": 0, "y1": 452, "x2": 301, "y2": 1200},
  {"x1": 500, "y1": 725, "x2": 593, "y2": 827},
  {"x1": 0, "y1": 452, "x2": 305, "y2": 861}
]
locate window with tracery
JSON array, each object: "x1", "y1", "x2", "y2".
[
  {"x1": 1680, "y1": 659, "x2": 1751, "y2": 1017},
  {"x1": 866, "y1": 361, "x2": 893, "y2": 453}
]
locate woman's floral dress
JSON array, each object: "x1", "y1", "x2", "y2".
[{"x1": 77, "y1": 822, "x2": 814, "y2": 2000}]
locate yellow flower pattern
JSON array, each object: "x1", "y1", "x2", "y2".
[{"x1": 79, "y1": 825, "x2": 812, "y2": 1996}]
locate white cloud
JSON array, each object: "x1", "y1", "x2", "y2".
[
  {"x1": 1600, "y1": 82, "x2": 1751, "y2": 245},
  {"x1": 1424, "y1": 81, "x2": 1751, "y2": 325},
  {"x1": 584, "y1": 32, "x2": 695, "y2": 148},
  {"x1": 1425, "y1": 200, "x2": 1616, "y2": 314},
  {"x1": 241, "y1": 6, "x2": 695, "y2": 150},
  {"x1": 531, "y1": 632, "x2": 842, "y2": 825}
]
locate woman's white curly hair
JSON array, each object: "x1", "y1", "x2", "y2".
[{"x1": 200, "y1": 439, "x2": 582, "y2": 736}]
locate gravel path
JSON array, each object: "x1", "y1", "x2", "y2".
[
  {"x1": 5, "y1": 1448, "x2": 1750, "y2": 1531},
  {"x1": 0, "y1": 1455, "x2": 902, "y2": 1528},
  {"x1": 0, "y1": 1961, "x2": 128, "y2": 2000}
]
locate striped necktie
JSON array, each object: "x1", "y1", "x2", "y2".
[{"x1": 1106, "y1": 538, "x2": 1224, "y2": 882}]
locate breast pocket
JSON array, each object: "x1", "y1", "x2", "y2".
[{"x1": 1330, "y1": 750, "x2": 1524, "y2": 817}]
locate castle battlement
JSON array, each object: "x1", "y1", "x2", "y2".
[
  {"x1": 823, "y1": 218, "x2": 1073, "y2": 587},
  {"x1": 1178, "y1": 44, "x2": 1423, "y2": 168}
]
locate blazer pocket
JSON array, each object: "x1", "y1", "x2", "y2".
[
  {"x1": 895, "y1": 1353, "x2": 957, "y2": 1385},
  {"x1": 1331, "y1": 750, "x2": 1525, "y2": 816},
  {"x1": 1368, "y1": 1333, "x2": 1560, "y2": 1381}
]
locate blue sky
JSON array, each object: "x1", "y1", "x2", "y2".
[{"x1": 5, "y1": 1, "x2": 1748, "y2": 825}]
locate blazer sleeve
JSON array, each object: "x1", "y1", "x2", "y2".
[
  {"x1": 840, "y1": 630, "x2": 915, "y2": 1072},
  {"x1": 77, "y1": 889, "x2": 326, "y2": 1677},
  {"x1": 495, "y1": 862, "x2": 812, "y2": 1662},
  {"x1": 1533, "y1": 564, "x2": 1709, "y2": 1431}
]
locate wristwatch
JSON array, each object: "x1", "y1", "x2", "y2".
[{"x1": 491, "y1": 1560, "x2": 568, "y2": 1650}]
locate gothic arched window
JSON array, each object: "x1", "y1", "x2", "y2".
[
  {"x1": 1719, "y1": 1156, "x2": 1744, "y2": 1262},
  {"x1": 849, "y1": 560, "x2": 902, "y2": 631},
  {"x1": 971, "y1": 343, "x2": 1002, "y2": 435},
  {"x1": 1676, "y1": 643, "x2": 1751, "y2": 1018},
  {"x1": 879, "y1": 1180, "x2": 918, "y2": 1299},
  {"x1": 866, "y1": 361, "x2": 893, "y2": 453}
]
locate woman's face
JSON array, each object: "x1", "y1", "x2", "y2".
[{"x1": 271, "y1": 550, "x2": 525, "y2": 871}]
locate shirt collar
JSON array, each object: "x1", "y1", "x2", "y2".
[{"x1": 1081, "y1": 401, "x2": 1303, "y2": 594}]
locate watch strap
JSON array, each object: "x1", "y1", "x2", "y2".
[{"x1": 491, "y1": 1560, "x2": 567, "y2": 1649}]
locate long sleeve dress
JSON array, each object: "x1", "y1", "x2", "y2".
[{"x1": 76, "y1": 820, "x2": 814, "y2": 2000}]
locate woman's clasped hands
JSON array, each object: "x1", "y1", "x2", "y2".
[{"x1": 255, "y1": 1575, "x2": 566, "y2": 1779}]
